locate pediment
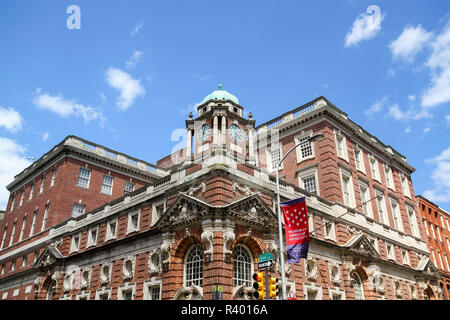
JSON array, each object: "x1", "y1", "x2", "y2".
[
  {"x1": 155, "y1": 192, "x2": 211, "y2": 229},
  {"x1": 344, "y1": 234, "x2": 380, "y2": 260},
  {"x1": 225, "y1": 193, "x2": 278, "y2": 230},
  {"x1": 417, "y1": 258, "x2": 441, "y2": 279},
  {"x1": 34, "y1": 246, "x2": 65, "y2": 269}
]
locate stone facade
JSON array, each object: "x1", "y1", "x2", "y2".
[{"x1": 0, "y1": 90, "x2": 441, "y2": 300}]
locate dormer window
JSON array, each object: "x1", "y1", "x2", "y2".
[{"x1": 233, "y1": 107, "x2": 238, "y2": 113}]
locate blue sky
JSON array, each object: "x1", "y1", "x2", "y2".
[{"x1": 0, "y1": 0, "x2": 449, "y2": 212}]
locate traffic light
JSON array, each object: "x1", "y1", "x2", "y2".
[
  {"x1": 269, "y1": 277, "x2": 279, "y2": 299},
  {"x1": 252, "y1": 272, "x2": 265, "y2": 300}
]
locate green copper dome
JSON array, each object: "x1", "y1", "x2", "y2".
[{"x1": 201, "y1": 84, "x2": 239, "y2": 105}]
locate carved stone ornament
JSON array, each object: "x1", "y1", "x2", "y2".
[
  {"x1": 100, "y1": 263, "x2": 112, "y2": 286},
  {"x1": 201, "y1": 229, "x2": 214, "y2": 262},
  {"x1": 63, "y1": 273, "x2": 72, "y2": 293},
  {"x1": 148, "y1": 249, "x2": 162, "y2": 275},
  {"x1": 410, "y1": 284, "x2": 418, "y2": 300},
  {"x1": 228, "y1": 197, "x2": 276, "y2": 228},
  {"x1": 276, "y1": 252, "x2": 292, "y2": 276},
  {"x1": 368, "y1": 267, "x2": 385, "y2": 294},
  {"x1": 223, "y1": 229, "x2": 235, "y2": 262},
  {"x1": 305, "y1": 257, "x2": 318, "y2": 281},
  {"x1": 122, "y1": 256, "x2": 136, "y2": 281},
  {"x1": 187, "y1": 180, "x2": 206, "y2": 196},
  {"x1": 232, "y1": 181, "x2": 252, "y2": 196},
  {"x1": 173, "y1": 285, "x2": 203, "y2": 300},
  {"x1": 49, "y1": 238, "x2": 63, "y2": 249},
  {"x1": 80, "y1": 267, "x2": 91, "y2": 289},
  {"x1": 395, "y1": 280, "x2": 403, "y2": 298},
  {"x1": 233, "y1": 285, "x2": 254, "y2": 300},
  {"x1": 346, "y1": 225, "x2": 362, "y2": 236},
  {"x1": 329, "y1": 262, "x2": 342, "y2": 286}
]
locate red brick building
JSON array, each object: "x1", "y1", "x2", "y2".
[
  {"x1": 0, "y1": 87, "x2": 442, "y2": 300},
  {"x1": 417, "y1": 195, "x2": 450, "y2": 299}
]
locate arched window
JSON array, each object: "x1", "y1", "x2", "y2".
[
  {"x1": 233, "y1": 245, "x2": 253, "y2": 287},
  {"x1": 351, "y1": 272, "x2": 364, "y2": 300},
  {"x1": 46, "y1": 280, "x2": 57, "y2": 300},
  {"x1": 184, "y1": 244, "x2": 204, "y2": 287}
]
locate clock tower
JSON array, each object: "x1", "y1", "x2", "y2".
[{"x1": 185, "y1": 85, "x2": 256, "y2": 164}]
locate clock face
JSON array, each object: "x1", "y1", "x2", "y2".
[
  {"x1": 198, "y1": 124, "x2": 210, "y2": 143},
  {"x1": 229, "y1": 123, "x2": 243, "y2": 143}
]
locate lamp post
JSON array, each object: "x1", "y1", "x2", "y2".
[{"x1": 275, "y1": 133, "x2": 324, "y2": 300}]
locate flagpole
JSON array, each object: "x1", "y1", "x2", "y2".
[{"x1": 274, "y1": 133, "x2": 324, "y2": 300}]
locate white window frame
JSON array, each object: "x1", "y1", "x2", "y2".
[
  {"x1": 323, "y1": 219, "x2": 336, "y2": 242},
  {"x1": 124, "y1": 181, "x2": 135, "y2": 195},
  {"x1": 407, "y1": 206, "x2": 419, "y2": 238},
  {"x1": 267, "y1": 143, "x2": 283, "y2": 171},
  {"x1": 143, "y1": 279, "x2": 162, "y2": 300},
  {"x1": 359, "y1": 181, "x2": 373, "y2": 218},
  {"x1": 127, "y1": 210, "x2": 141, "y2": 234},
  {"x1": 339, "y1": 168, "x2": 356, "y2": 208},
  {"x1": 71, "y1": 203, "x2": 85, "y2": 218},
  {"x1": 118, "y1": 283, "x2": 136, "y2": 300},
  {"x1": 329, "y1": 287, "x2": 346, "y2": 300},
  {"x1": 353, "y1": 144, "x2": 366, "y2": 174},
  {"x1": 29, "y1": 183, "x2": 34, "y2": 200},
  {"x1": 41, "y1": 203, "x2": 50, "y2": 232},
  {"x1": 298, "y1": 165, "x2": 320, "y2": 196},
  {"x1": 304, "y1": 283, "x2": 323, "y2": 300},
  {"x1": 39, "y1": 175, "x2": 45, "y2": 194},
  {"x1": 19, "y1": 190, "x2": 24, "y2": 207},
  {"x1": 19, "y1": 216, "x2": 27, "y2": 242},
  {"x1": 10, "y1": 194, "x2": 16, "y2": 212},
  {"x1": 184, "y1": 244, "x2": 204, "y2": 287},
  {"x1": 368, "y1": 236, "x2": 379, "y2": 253},
  {"x1": 51, "y1": 168, "x2": 57, "y2": 187},
  {"x1": 390, "y1": 199, "x2": 403, "y2": 232},
  {"x1": 375, "y1": 190, "x2": 389, "y2": 226},
  {"x1": 101, "y1": 175, "x2": 114, "y2": 195},
  {"x1": 1, "y1": 226, "x2": 7, "y2": 249},
  {"x1": 95, "y1": 287, "x2": 111, "y2": 300},
  {"x1": 87, "y1": 226, "x2": 98, "y2": 248},
  {"x1": 152, "y1": 199, "x2": 166, "y2": 226},
  {"x1": 70, "y1": 233, "x2": 81, "y2": 253},
  {"x1": 402, "y1": 249, "x2": 410, "y2": 266},
  {"x1": 294, "y1": 130, "x2": 315, "y2": 163},
  {"x1": 105, "y1": 217, "x2": 118, "y2": 241},
  {"x1": 232, "y1": 244, "x2": 254, "y2": 288},
  {"x1": 76, "y1": 167, "x2": 91, "y2": 189},
  {"x1": 400, "y1": 174, "x2": 411, "y2": 199},
  {"x1": 369, "y1": 155, "x2": 381, "y2": 182},
  {"x1": 308, "y1": 213, "x2": 314, "y2": 233},
  {"x1": 76, "y1": 291, "x2": 90, "y2": 300},
  {"x1": 9, "y1": 221, "x2": 17, "y2": 246},
  {"x1": 386, "y1": 243, "x2": 395, "y2": 261},
  {"x1": 384, "y1": 165, "x2": 395, "y2": 191},
  {"x1": 334, "y1": 130, "x2": 349, "y2": 162}
]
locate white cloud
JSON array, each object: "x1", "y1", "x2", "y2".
[
  {"x1": 389, "y1": 25, "x2": 433, "y2": 62},
  {"x1": 0, "y1": 137, "x2": 31, "y2": 209},
  {"x1": 0, "y1": 106, "x2": 23, "y2": 134},
  {"x1": 130, "y1": 22, "x2": 144, "y2": 37},
  {"x1": 42, "y1": 132, "x2": 50, "y2": 142},
  {"x1": 408, "y1": 94, "x2": 416, "y2": 102},
  {"x1": 423, "y1": 147, "x2": 450, "y2": 203},
  {"x1": 421, "y1": 23, "x2": 450, "y2": 107},
  {"x1": 423, "y1": 127, "x2": 431, "y2": 134},
  {"x1": 446, "y1": 114, "x2": 450, "y2": 125},
  {"x1": 387, "y1": 104, "x2": 432, "y2": 121},
  {"x1": 387, "y1": 69, "x2": 396, "y2": 78},
  {"x1": 365, "y1": 96, "x2": 388, "y2": 117},
  {"x1": 106, "y1": 68, "x2": 146, "y2": 111},
  {"x1": 345, "y1": 5, "x2": 385, "y2": 47},
  {"x1": 126, "y1": 50, "x2": 144, "y2": 69},
  {"x1": 32, "y1": 90, "x2": 106, "y2": 125},
  {"x1": 404, "y1": 126, "x2": 412, "y2": 134}
]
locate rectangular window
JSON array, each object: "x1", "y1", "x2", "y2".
[
  {"x1": 354, "y1": 147, "x2": 365, "y2": 172},
  {"x1": 302, "y1": 176, "x2": 317, "y2": 194},
  {"x1": 10, "y1": 194, "x2": 16, "y2": 212},
  {"x1": 122, "y1": 290, "x2": 133, "y2": 300},
  {"x1": 127, "y1": 211, "x2": 140, "y2": 234},
  {"x1": 9, "y1": 222, "x2": 17, "y2": 246},
  {"x1": 402, "y1": 250, "x2": 410, "y2": 265},
  {"x1": 87, "y1": 228, "x2": 98, "y2": 247},
  {"x1": 270, "y1": 148, "x2": 281, "y2": 170},
  {"x1": 71, "y1": 235, "x2": 80, "y2": 253},
  {"x1": 308, "y1": 214, "x2": 314, "y2": 233},
  {"x1": 150, "y1": 287, "x2": 161, "y2": 300},
  {"x1": 99, "y1": 293, "x2": 109, "y2": 300},
  {"x1": 42, "y1": 204, "x2": 50, "y2": 232},
  {"x1": 386, "y1": 243, "x2": 395, "y2": 260},
  {"x1": 124, "y1": 181, "x2": 135, "y2": 195},
  {"x1": 431, "y1": 223, "x2": 436, "y2": 239},
  {"x1": 324, "y1": 221, "x2": 336, "y2": 241},
  {"x1": 307, "y1": 290, "x2": 318, "y2": 300},
  {"x1": 376, "y1": 193, "x2": 387, "y2": 225},
  {"x1": 39, "y1": 175, "x2": 45, "y2": 194},
  {"x1": 299, "y1": 136, "x2": 313, "y2": 159},
  {"x1": 1, "y1": 227, "x2": 7, "y2": 248},
  {"x1": 342, "y1": 176, "x2": 351, "y2": 207},
  {"x1": 29, "y1": 183, "x2": 35, "y2": 200},
  {"x1": 359, "y1": 184, "x2": 372, "y2": 218},
  {"x1": 19, "y1": 191, "x2": 24, "y2": 207},
  {"x1": 390, "y1": 200, "x2": 403, "y2": 232},
  {"x1": 77, "y1": 167, "x2": 91, "y2": 188},
  {"x1": 11, "y1": 260, "x2": 16, "y2": 272},
  {"x1": 71, "y1": 203, "x2": 85, "y2": 218},
  {"x1": 30, "y1": 210, "x2": 38, "y2": 236},
  {"x1": 22, "y1": 255, "x2": 27, "y2": 267},
  {"x1": 408, "y1": 208, "x2": 419, "y2": 238},
  {"x1": 401, "y1": 176, "x2": 411, "y2": 198},
  {"x1": 106, "y1": 220, "x2": 117, "y2": 241},
  {"x1": 51, "y1": 168, "x2": 57, "y2": 187},
  {"x1": 101, "y1": 175, "x2": 114, "y2": 195},
  {"x1": 369, "y1": 157, "x2": 380, "y2": 181},
  {"x1": 19, "y1": 216, "x2": 27, "y2": 241}
]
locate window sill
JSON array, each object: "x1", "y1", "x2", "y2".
[
  {"x1": 76, "y1": 185, "x2": 90, "y2": 190},
  {"x1": 100, "y1": 192, "x2": 113, "y2": 196}
]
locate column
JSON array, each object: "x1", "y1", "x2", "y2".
[
  {"x1": 221, "y1": 116, "x2": 226, "y2": 146},
  {"x1": 186, "y1": 129, "x2": 192, "y2": 159},
  {"x1": 213, "y1": 115, "x2": 218, "y2": 146}
]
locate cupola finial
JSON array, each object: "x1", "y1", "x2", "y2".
[{"x1": 218, "y1": 84, "x2": 223, "y2": 90}]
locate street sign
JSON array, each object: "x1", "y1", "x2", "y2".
[
  {"x1": 257, "y1": 252, "x2": 273, "y2": 263},
  {"x1": 257, "y1": 259, "x2": 273, "y2": 270}
]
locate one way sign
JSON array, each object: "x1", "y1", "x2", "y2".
[{"x1": 257, "y1": 260, "x2": 273, "y2": 270}]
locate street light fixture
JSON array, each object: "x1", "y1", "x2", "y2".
[{"x1": 275, "y1": 133, "x2": 324, "y2": 300}]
